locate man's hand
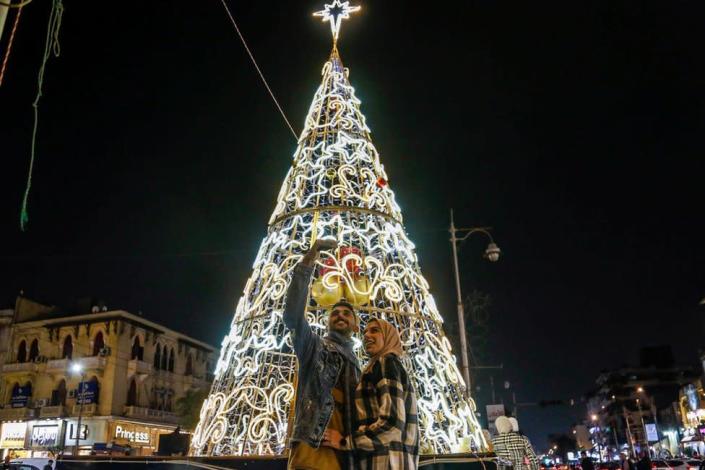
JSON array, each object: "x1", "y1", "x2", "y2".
[
  {"x1": 301, "y1": 239, "x2": 338, "y2": 267},
  {"x1": 322, "y1": 428, "x2": 344, "y2": 450}
]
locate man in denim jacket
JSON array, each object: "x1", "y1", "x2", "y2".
[{"x1": 284, "y1": 239, "x2": 361, "y2": 470}]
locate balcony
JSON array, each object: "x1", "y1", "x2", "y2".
[
  {"x1": 39, "y1": 405, "x2": 67, "y2": 418},
  {"x1": 45, "y1": 358, "x2": 71, "y2": 373},
  {"x1": 71, "y1": 403, "x2": 97, "y2": 416},
  {"x1": 46, "y1": 356, "x2": 106, "y2": 374},
  {"x1": 0, "y1": 407, "x2": 36, "y2": 420},
  {"x1": 1, "y1": 362, "x2": 38, "y2": 375},
  {"x1": 127, "y1": 359, "x2": 152, "y2": 377},
  {"x1": 80, "y1": 356, "x2": 106, "y2": 371},
  {"x1": 123, "y1": 405, "x2": 178, "y2": 424}
]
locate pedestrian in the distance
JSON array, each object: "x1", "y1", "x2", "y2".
[
  {"x1": 492, "y1": 416, "x2": 539, "y2": 470},
  {"x1": 636, "y1": 451, "x2": 651, "y2": 470},
  {"x1": 580, "y1": 451, "x2": 595, "y2": 470}
]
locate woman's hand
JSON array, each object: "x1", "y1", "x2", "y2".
[{"x1": 322, "y1": 429, "x2": 344, "y2": 449}]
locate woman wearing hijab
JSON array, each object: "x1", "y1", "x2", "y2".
[
  {"x1": 492, "y1": 416, "x2": 539, "y2": 470},
  {"x1": 323, "y1": 318, "x2": 419, "y2": 469}
]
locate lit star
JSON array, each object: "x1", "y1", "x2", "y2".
[{"x1": 313, "y1": 0, "x2": 360, "y2": 45}]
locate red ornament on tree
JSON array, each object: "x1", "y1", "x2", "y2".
[{"x1": 376, "y1": 177, "x2": 387, "y2": 188}]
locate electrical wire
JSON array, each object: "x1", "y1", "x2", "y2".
[
  {"x1": 0, "y1": 1, "x2": 23, "y2": 87},
  {"x1": 20, "y1": 0, "x2": 64, "y2": 231},
  {"x1": 0, "y1": 0, "x2": 32, "y2": 8},
  {"x1": 218, "y1": 0, "x2": 298, "y2": 141}
]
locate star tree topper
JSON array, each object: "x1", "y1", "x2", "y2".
[{"x1": 313, "y1": 0, "x2": 361, "y2": 45}]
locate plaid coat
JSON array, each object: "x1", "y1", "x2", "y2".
[
  {"x1": 491, "y1": 432, "x2": 539, "y2": 470},
  {"x1": 352, "y1": 353, "x2": 419, "y2": 470}
]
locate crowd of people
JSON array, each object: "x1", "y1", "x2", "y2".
[{"x1": 284, "y1": 240, "x2": 541, "y2": 470}]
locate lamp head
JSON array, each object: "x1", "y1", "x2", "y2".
[
  {"x1": 71, "y1": 362, "x2": 82, "y2": 374},
  {"x1": 484, "y1": 242, "x2": 501, "y2": 262}
]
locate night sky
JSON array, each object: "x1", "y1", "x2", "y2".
[{"x1": 1, "y1": 1, "x2": 704, "y2": 450}]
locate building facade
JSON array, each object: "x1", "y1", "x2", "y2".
[
  {"x1": 585, "y1": 347, "x2": 697, "y2": 459},
  {"x1": 0, "y1": 297, "x2": 215, "y2": 458}
]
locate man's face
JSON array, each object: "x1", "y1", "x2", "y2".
[
  {"x1": 328, "y1": 306, "x2": 357, "y2": 336},
  {"x1": 363, "y1": 321, "x2": 384, "y2": 356}
]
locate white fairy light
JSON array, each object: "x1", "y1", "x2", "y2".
[{"x1": 313, "y1": 0, "x2": 361, "y2": 45}]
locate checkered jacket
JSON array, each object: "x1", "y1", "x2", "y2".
[
  {"x1": 352, "y1": 353, "x2": 419, "y2": 470},
  {"x1": 491, "y1": 432, "x2": 539, "y2": 470}
]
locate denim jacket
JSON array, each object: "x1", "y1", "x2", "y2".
[{"x1": 283, "y1": 263, "x2": 361, "y2": 453}]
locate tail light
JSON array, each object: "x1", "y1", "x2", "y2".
[{"x1": 651, "y1": 464, "x2": 657, "y2": 470}]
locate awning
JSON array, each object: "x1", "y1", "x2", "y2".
[{"x1": 681, "y1": 435, "x2": 702, "y2": 443}]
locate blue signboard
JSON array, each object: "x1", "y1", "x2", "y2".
[
  {"x1": 10, "y1": 385, "x2": 31, "y2": 408},
  {"x1": 75, "y1": 381, "x2": 98, "y2": 405}
]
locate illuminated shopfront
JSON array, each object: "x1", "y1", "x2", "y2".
[
  {"x1": 679, "y1": 383, "x2": 705, "y2": 455},
  {"x1": 0, "y1": 422, "x2": 28, "y2": 458}
]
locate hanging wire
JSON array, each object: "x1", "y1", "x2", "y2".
[
  {"x1": 0, "y1": 0, "x2": 33, "y2": 7},
  {"x1": 219, "y1": 0, "x2": 298, "y2": 140},
  {"x1": 19, "y1": 0, "x2": 63, "y2": 231},
  {"x1": 0, "y1": 0, "x2": 24, "y2": 86}
]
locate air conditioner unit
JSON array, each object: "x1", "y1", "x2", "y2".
[
  {"x1": 34, "y1": 398, "x2": 49, "y2": 408},
  {"x1": 99, "y1": 347, "x2": 111, "y2": 357},
  {"x1": 33, "y1": 355, "x2": 47, "y2": 363}
]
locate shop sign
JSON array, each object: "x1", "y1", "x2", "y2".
[
  {"x1": 65, "y1": 419, "x2": 107, "y2": 446},
  {"x1": 646, "y1": 423, "x2": 659, "y2": 442},
  {"x1": 10, "y1": 385, "x2": 31, "y2": 408},
  {"x1": 486, "y1": 404, "x2": 505, "y2": 435},
  {"x1": 0, "y1": 422, "x2": 27, "y2": 448},
  {"x1": 114, "y1": 424, "x2": 150, "y2": 445},
  {"x1": 29, "y1": 424, "x2": 60, "y2": 448},
  {"x1": 75, "y1": 380, "x2": 98, "y2": 405}
]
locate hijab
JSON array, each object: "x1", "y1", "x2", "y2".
[{"x1": 363, "y1": 318, "x2": 404, "y2": 374}]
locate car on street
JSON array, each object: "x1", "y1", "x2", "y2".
[{"x1": 9, "y1": 458, "x2": 56, "y2": 470}]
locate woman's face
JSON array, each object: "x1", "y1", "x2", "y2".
[{"x1": 363, "y1": 321, "x2": 385, "y2": 356}]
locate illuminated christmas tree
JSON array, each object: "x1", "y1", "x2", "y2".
[{"x1": 191, "y1": 1, "x2": 487, "y2": 457}]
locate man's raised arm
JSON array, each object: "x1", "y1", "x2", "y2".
[{"x1": 283, "y1": 239, "x2": 338, "y2": 361}]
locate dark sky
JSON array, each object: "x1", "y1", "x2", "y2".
[{"x1": 1, "y1": 0, "x2": 704, "y2": 450}]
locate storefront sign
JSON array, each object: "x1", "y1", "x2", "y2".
[
  {"x1": 75, "y1": 381, "x2": 98, "y2": 405},
  {"x1": 646, "y1": 423, "x2": 659, "y2": 442},
  {"x1": 65, "y1": 419, "x2": 107, "y2": 446},
  {"x1": 10, "y1": 385, "x2": 31, "y2": 408},
  {"x1": 485, "y1": 404, "x2": 505, "y2": 435},
  {"x1": 30, "y1": 424, "x2": 60, "y2": 448},
  {"x1": 114, "y1": 424, "x2": 150, "y2": 445},
  {"x1": 0, "y1": 422, "x2": 27, "y2": 448}
]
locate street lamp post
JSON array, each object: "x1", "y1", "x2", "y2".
[
  {"x1": 71, "y1": 362, "x2": 85, "y2": 456},
  {"x1": 449, "y1": 209, "x2": 501, "y2": 398},
  {"x1": 592, "y1": 414, "x2": 602, "y2": 463}
]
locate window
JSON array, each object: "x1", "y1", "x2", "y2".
[
  {"x1": 185, "y1": 354, "x2": 193, "y2": 376},
  {"x1": 131, "y1": 336, "x2": 143, "y2": 360},
  {"x1": 51, "y1": 379, "x2": 67, "y2": 406},
  {"x1": 17, "y1": 340, "x2": 27, "y2": 363},
  {"x1": 154, "y1": 345, "x2": 162, "y2": 370},
  {"x1": 161, "y1": 345, "x2": 167, "y2": 371},
  {"x1": 168, "y1": 348, "x2": 175, "y2": 372},
  {"x1": 62, "y1": 335, "x2": 73, "y2": 359},
  {"x1": 89, "y1": 376, "x2": 100, "y2": 404},
  {"x1": 9, "y1": 382, "x2": 19, "y2": 404},
  {"x1": 92, "y1": 331, "x2": 105, "y2": 356},
  {"x1": 28, "y1": 339, "x2": 39, "y2": 362},
  {"x1": 126, "y1": 379, "x2": 137, "y2": 406}
]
